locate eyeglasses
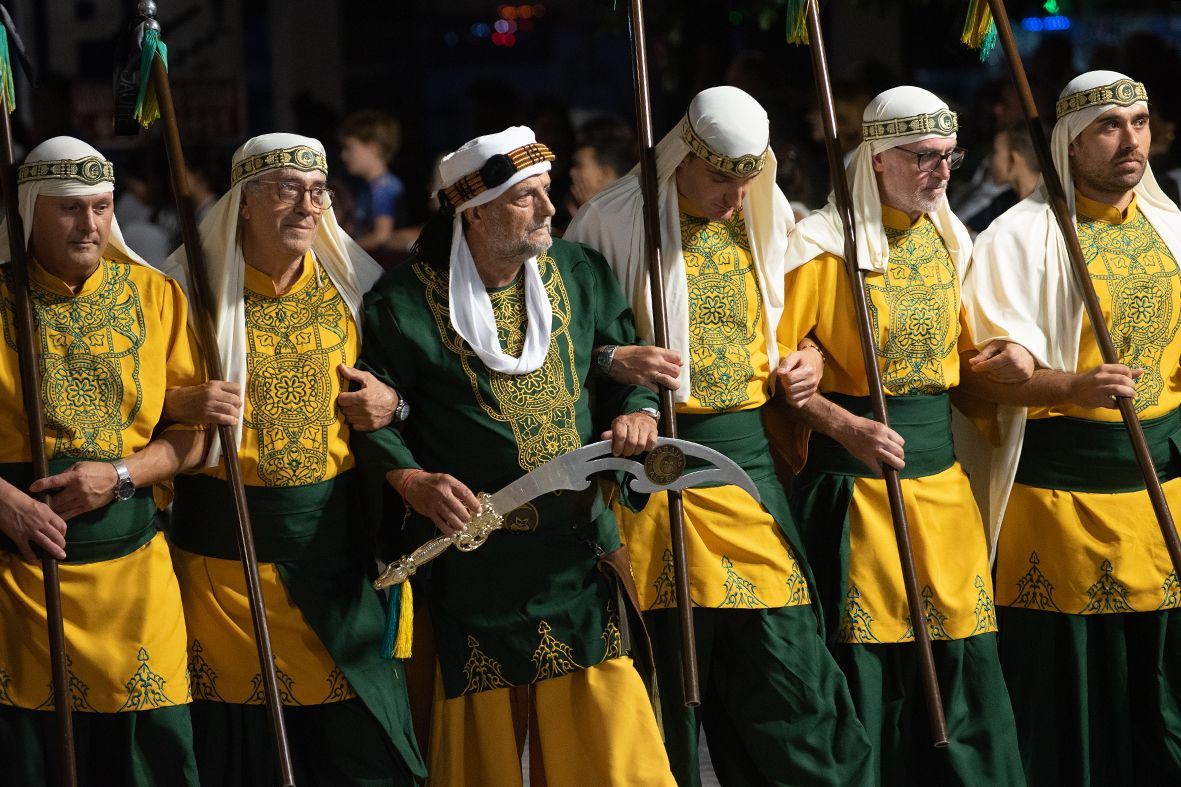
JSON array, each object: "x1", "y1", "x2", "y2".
[
  {"x1": 893, "y1": 146, "x2": 967, "y2": 173},
  {"x1": 255, "y1": 178, "x2": 335, "y2": 210}
]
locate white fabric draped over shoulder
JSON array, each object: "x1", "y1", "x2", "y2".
[
  {"x1": 437, "y1": 125, "x2": 553, "y2": 376},
  {"x1": 565, "y1": 85, "x2": 793, "y2": 403},
  {"x1": 962, "y1": 70, "x2": 1181, "y2": 555},
  {"x1": 161, "y1": 132, "x2": 383, "y2": 467},
  {"x1": 785, "y1": 86, "x2": 972, "y2": 281},
  {"x1": 0, "y1": 135, "x2": 148, "y2": 269}
]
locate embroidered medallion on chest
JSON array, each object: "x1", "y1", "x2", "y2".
[
  {"x1": 243, "y1": 264, "x2": 350, "y2": 485},
  {"x1": 680, "y1": 211, "x2": 762, "y2": 411},
  {"x1": 2, "y1": 260, "x2": 144, "y2": 458},
  {"x1": 1081, "y1": 213, "x2": 1181, "y2": 412},
  {"x1": 866, "y1": 223, "x2": 959, "y2": 395},
  {"x1": 418, "y1": 254, "x2": 581, "y2": 471}
]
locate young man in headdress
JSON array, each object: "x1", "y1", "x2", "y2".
[
  {"x1": 354, "y1": 126, "x2": 675, "y2": 785},
  {"x1": 0, "y1": 136, "x2": 207, "y2": 785},
  {"x1": 161, "y1": 133, "x2": 424, "y2": 785},
  {"x1": 566, "y1": 85, "x2": 873, "y2": 787},
  {"x1": 775, "y1": 86, "x2": 1024, "y2": 784},
  {"x1": 963, "y1": 70, "x2": 1181, "y2": 784}
]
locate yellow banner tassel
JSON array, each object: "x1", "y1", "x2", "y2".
[
  {"x1": 786, "y1": 0, "x2": 810, "y2": 45},
  {"x1": 394, "y1": 578, "x2": 414, "y2": 659},
  {"x1": 961, "y1": 0, "x2": 997, "y2": 62}
]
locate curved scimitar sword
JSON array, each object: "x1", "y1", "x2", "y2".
[{"x1": 374, "y1": 437, "x2": 758, "y2": 589}]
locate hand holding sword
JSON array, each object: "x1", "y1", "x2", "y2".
[{"x1": 375, "y1": 436, "x2": 760, "y2": 590}]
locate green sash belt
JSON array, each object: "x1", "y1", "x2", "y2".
[
  {"x1": 1016, "y1": 408, "x2": 1181, "y2": 493},
  {"x1": 0, "y1": 458, "x2": 156, "y2": 564},
  {"x1": 171, "y1": 473, "x2": 355, "y2": 563},
  {"x1": 170, "y1": 470, "x2": 424, "y2": 776},
  {"x1": 806, "y1": 393, "x2": 955, "y2": 479},
  {"x1": 793, "y1": 393, "x2": 955, "y2": 645}
]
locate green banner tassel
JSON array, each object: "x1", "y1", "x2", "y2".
[
  {"x1": 786, "y1": 0, "x2": 810, "y2": 45},
  {"x1": 0, "y1": 26, "x2": 14, "y2": 114},
  {"x1": 380, "y1": 579, "x2": 414, "y2": 660},
  {"x1": 961, "y1": 0, "x2": 997, "y2": 62},
  {"x1": 134, "y1": 27, "x2": 168, "y2": 128}
]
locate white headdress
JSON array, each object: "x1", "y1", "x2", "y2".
[
  {"x1": 786, "y1": 86, "x2": 972, "y2": 278},
  {"x1": 0, "y1": 136, "x2": 147, "y2": 268}
]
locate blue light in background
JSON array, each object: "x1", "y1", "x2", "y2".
[{"x1": 1020, "y1": 15, "x2": 1071, "y2": 32}]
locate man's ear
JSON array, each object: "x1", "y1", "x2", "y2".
[
  {"x1": 871, "y1": 152, "x2": 886, "y2": 173},
  {"x1": 239, "y1": 190, "x2": 251, "y2": 221}
]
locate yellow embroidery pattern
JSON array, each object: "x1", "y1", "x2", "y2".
[
  {"x1": 531, "y1": 620, "x2": 584, "y2": 682},
  {"x1": 416, "y1": 255, "x2": 580, "y2": 471},
  {"x1": 243, "y1": 262, "x2": 349, "y2": 485},
  {"x1": 601, "y1": 614, "x2": 623, "y2": 660},
  {"x1": 866, "y1": 222, "x2": 959, "y2": 395},
  {"x1": 1080, "y1": 211, "x2": 1181, "y2": 413},
  {"x1": 2, "y1": 259, "x2": 144, "y2": 459},
  {"x1": 462, "y1": 635, "x2": 511, "y2": 693},
  {"x1": 681, "y1": 210, "x2": 762, "y2": 411}
]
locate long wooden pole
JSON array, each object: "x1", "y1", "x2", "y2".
[
  {"x1": 625, "y1": 0, "x2": 699, "y2": 706},
  {"x1": 803, "y1": 0, "x2": 949, "y2": 747},
  {"x1": 135, "y1": 6, "x2": 297, "y2": 783},
  {"x1": 0, "y1": 30, "x2": 78, "y2": 787},
  {"x1": 985, "y1": 0, "x2": 1181, "y2": 579}
]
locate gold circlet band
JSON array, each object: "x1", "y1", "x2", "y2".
[
  {"x1": 18, "y1": 156, "x2": 114, "y2": 187},
  {"x1": 230, "y1": 145, "x2": 327, "y2": 187},
  {"x1": 1056, "y1": 78, "x2": 1148, "y2": 120},
  {"x1": 680, "y1": 118, "x2": 768, "y2": 177},
  {"x1": 440, "y1": 143, "x2": 555, "y2": 210},
  {"x1": 862, "y1": 108, "x2": 958, "y2": 142}
]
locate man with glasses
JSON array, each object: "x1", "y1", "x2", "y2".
[
  {"x1": 773, "y1": 86, "x2": 1024, "y2": 783},
  {"x1": 566, "y1": 85, "x2": 872, "y2": 787},
  {"x1": 963, "y1": 70, "x2": 1181, "y2": 784},
  {"x1": 160, "y1": 133, "x2": 424, "y2": 785}
]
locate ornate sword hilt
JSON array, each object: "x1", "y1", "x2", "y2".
[{"x1": 374, "y1": 492, "x2": 503, "y2": 589}]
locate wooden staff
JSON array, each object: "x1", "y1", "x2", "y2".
[
  {"x1": 624, "y1": 0, "x2": 699, "y2": 706},
  {"x1": 802, "y1": 0, "x2": 948, "y2": 746},
  {"x1": 984, "y1": 0, "x2": 1181, "y2": 579},
  {"x1": 131, "y1": 3, "x2": 296, "y2": 783},
  {"x1": 0, "y1": 20, "x2": 78, "y2": 787}
]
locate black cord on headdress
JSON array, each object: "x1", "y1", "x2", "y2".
[{"x1": 412, "y1": 200, "x2": 456, "y2": 271}]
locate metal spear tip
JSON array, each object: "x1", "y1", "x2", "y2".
[{"x1": 137, "y1": 1, "x2": 158, "y2": 19}]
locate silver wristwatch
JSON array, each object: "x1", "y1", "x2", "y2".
[
  {"x1": 638, "y1": 407, "x2": 661, "y2": 421},
  {"x1": 111, "y1": 459, "x2": 135, "y2": 502},
  {"x1": 595, "y1": 345, "x2": 618, "y2": 377},
  {"x1": 393, "y1": 391, "x2": 410, "y2": 423}
]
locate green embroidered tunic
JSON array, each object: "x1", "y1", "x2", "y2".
[{"x1": 356, "y1": 238, "x2": 657, "y2": 699}]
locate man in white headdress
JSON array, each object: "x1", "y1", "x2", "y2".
[
  {"x1": 773, "y1": 86, "x2": 1024, "y2": 783},
  {"x1": 566, "y1": 86, "x2": 873, "y2": 787},
  {"x1": 0, "y1": 137, "x2": 207, "y2": 784},
  {"x1": 354, "y1": 125, "x2": 676, "y2": 785},
  {"x1": 961, "y1": 70, "x2": 1181, "y2": 784},
  {"x1": 159, "y1": 133, "x2": 425, "y2": 785}
]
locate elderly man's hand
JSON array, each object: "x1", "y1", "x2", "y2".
[
  {"x1": 968, "y1": 340, "x2": 1036, "y2": 383},
  {"x1": 30, "y1": 461, "x2": 121, "y2": 521},
  {"x1": 777, "y1": 348, "x2": 823, "y2": 408},
  {"x1": 164, "y1": 381, "x2": 242, "y2": 426},
  {"x1": 608, "y1": 346, "x2": 682, "y2": 392},
  {"x1": 601, "y1": 411, "x2": 659, "y2": 457},
  {"x1": 392, "y1": 469, "x2": 481, "y2": 537},
  {"x1": 337, "y1": 365, "x2": 399, "y2": 432},
  {"x1": 0, "y1": 484, "x2": 67, "y2": 562}
]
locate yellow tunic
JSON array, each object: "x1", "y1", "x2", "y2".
[
  {"x1": 778, "y1": 205, "x2": 997, "y2": 643},
  {"x1": 618, "y1": 206, "x2": 809, "y2": 611},
  {"x1": 0, "y1": 257, "x2": 200, "y2": 711},
  {"x1": 173, "y1": 252, "x2": 359, "y2": 704},
  {"x1": 996, "y1": 193, "x2": 1181, "y2": 614}
]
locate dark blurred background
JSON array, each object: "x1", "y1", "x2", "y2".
[{"x1": 10, "y1": 0, "x2": 1181, "y2": 264}]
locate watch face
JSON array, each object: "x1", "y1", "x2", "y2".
[{"x1": 116, "y1": 480, "x2": 136, "y2": 501}]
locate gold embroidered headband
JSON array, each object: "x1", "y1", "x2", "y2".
[
  {"x1": 1056, "y1": 78, "x2": 1148, "y2": 120},
  {"x1": 438, "y1": 142, "x2": 555, "y2": 212},
  {"x1": 18, "y1": 156, "x2": 114, "y2": 187},
  {"x1": 862, "y1": 108, "x2": 958, "y2": 142},
  {"x1": 681, "y1": 118, "x2": 768, "y2": 177},
  {"x1": 231, "y1": 145, "x2": 327, "y2": 187}
]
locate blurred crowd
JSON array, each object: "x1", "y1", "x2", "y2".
[{"x1": 104, "y1": 30, "x2": 1181, "y2": 269}]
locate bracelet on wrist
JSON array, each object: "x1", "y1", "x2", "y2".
[{"x1": 399, "y1": 468, "x2": 423, "y2": 499}]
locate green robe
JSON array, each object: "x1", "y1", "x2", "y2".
[{"x1": 355, "y1": 238, "x2": 657, "y2": 699}]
